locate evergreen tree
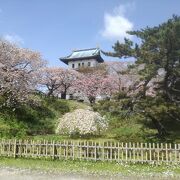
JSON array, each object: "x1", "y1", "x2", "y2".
[{"x1": 103, "y1": 15, "x2": 180, "y2": 138}]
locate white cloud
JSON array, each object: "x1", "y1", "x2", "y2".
[
  {"x1": 2, "y1": 34, "x2": 24, "y2": 45},
  {"x1": 101, "y1": 3, "x2": 134, "y2": 42}
]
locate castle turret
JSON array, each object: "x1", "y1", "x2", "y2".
[{"x1": 60, "y1": 48, "x2": 104, "y2": 69}]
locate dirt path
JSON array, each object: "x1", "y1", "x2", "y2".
[
  {"x1": 0, "y1": 167, "x2": 179, "y2": 180},
  {"x1": 0, "y1": 167, "x2": 119, "y2": 180}
]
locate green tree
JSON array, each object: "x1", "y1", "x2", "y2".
[{"x1": 103, "y1": 15, "x2": 180, "y2": 138}]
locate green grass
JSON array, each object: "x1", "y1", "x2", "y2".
[
  {"x1": 28, "y1": 134, "x2": 117, "y2": 142},
  {"x1": 65, "y1": 100, "x2": 90, "y2": 111},
  {"x1": 0, "y1": 157, "x2": 179, "y2": 177}
]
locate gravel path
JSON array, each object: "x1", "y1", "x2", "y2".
[
  {"x1": 0, "y1": 167, "x2": 179, "y2": 180},
  {"x1": 0, "y1": 167, "x2": 120, "y2": 180}
]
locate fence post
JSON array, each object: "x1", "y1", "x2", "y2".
[
  {"x1": 179, "y1": 144, "x2": 180, "y2": 162},
  {"x1": 52, "y1": 140, "x2": 55, "y2": 160},
  {"x1": 19, "y1": 139, "x2": 22, "y2": 157},
  {"x1": 117, "y1": 142, "x2": 120, "y2": 163},
  {"x1": 79, "y1": 141, "x2": 81, "y2": 160},
  {"x1": 94, "y1": 142, "x2": 97, "y2": 162},
  {"x1": 157, "y1": 143, "x2": 160, "y2": 164},
  {"x1": 45, "y1": 140, "x2": 48, "y2": 159},
  {"x1": 8, "y1": 139, "x2": 11, "y2": 157},
  {"x1": 145, "y1": 143, "x2": 147, "y2": 162},
  {"x1": 174, "y1": 144, "x2": 177, "y2": 163},
  {"x1": 129, "y1": 142, "x2": 131, "y2": 162},
  {"x1": 125, "y1": 143, "x2": 128, "y2": 162},
  {"x1": 59, "y1": 141, "x2": 62, "y2": 159},
  {"x1": 25, "y1": 140, "x2": 28, "y2": 157},
  {"x1": 141, "y1": 143, "x2": 143, "y2": 163},
  {"x1": 110, "y1": 142, "x2": 113, "y2": 161},
  {"x1": 13, "y1": 139, "x2": 17, "y2": 158},
  {"x1": 133, "y1": 142, "x2": 135, "y2": 163},
  {"x1": 169, "y1": 143, "x2": 172, "y2": 162},
  {"x1": 73, "y1": 141, "x2": 75, "y2": 160},
  {"x1": 65, "y1": 141, "x2": 67, "y2": 160},
  {"x1": 37, "y1": 140, "x2": 39, "y2": 157},
  {"x1": 136, "y1": 142, "x2": 139, "y2": 162},
  {"x1": 152, "y1": 143, "x2": 155, "y2": 162},
  {"x1": 149, "y1": 143, "x2": 152, "y2": 163},
  {"x1": 121, "y1": 142, "x2": 124, "y2": 162},
  {"x1": 161, "y1": 143, "x2": 163, "y2": 162},
  {"x1": 32, "y1": 140, "x2": 35, "y2": 158}
]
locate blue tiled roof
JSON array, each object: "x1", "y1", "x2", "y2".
[
  {"x1": 60, "y1": 48, "x2": 104, "y2": 64},
  {"x1": 68, "y1": 48, "x2": 99, "y2": 59}
]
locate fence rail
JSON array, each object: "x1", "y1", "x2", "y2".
[{"x1": 0, "y1": 139, "x2": 179, "y2": 164}]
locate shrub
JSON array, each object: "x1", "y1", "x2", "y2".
[
  {"x1": 56, "y1": 109, "x2": 108, "y2": 136},
  {"x1": 0, "y1": 117, "x2": 27, "y2": 138}
]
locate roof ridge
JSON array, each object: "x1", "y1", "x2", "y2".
[{"x1": 73, "y1": 47, "x2": 100, "y2": 52}]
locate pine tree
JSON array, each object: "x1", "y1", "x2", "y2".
[{"x1": 103, "y1": 15, "x2": 180, "y2": 138}]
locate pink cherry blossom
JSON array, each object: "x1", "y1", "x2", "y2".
[{"x1": 0, "y1": 39, "x2": 45, "y2": 107}]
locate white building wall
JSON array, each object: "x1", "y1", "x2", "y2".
[{"x1": 68, "y1": 59, "x2": 98, "y2": 69}]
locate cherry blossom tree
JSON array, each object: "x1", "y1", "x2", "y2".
[
  {"x1": 76, "y1": 64, "x2": 110, "y2": 103},
  {"x1": 0, "y1": 39, "x2": 45, "y2": 107},
  {"x1": 40, "y1": 67, "x2": 63, "y2": 96},
  {"x1": 76, "y1": 73, "x2": 102, "y2": 103},
  {"x1": 56, "y1": 68, "x2": 81, "y2": 99},
  {"x1": 76, "y1": 71, "x2": 120, "y2": 103},
  {"x1": 75, "y1": 62, "x2": 138, "y2": 103},
  {"x1": 40, "y1": 67, "x2": 81, "y2": 98},
  {"x1": 100, "y1": 74, "x2": 121, "y2": 96}
]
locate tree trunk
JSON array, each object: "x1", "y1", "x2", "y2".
[
  {"x1": 88, "y1": 96, "x2": 95, "y2": 105},
  {"x1": 47, "y1": 89, "x2": 53, "y2": 96},
  {"x1": 148, "y1": 114, "x2": 167, "y2": 137},
  {"x1": 61, "y1": 88, "x2": 67, "y2": 99},
  {"x1": 142, "y1": 78, "x2": 152, "y2": 98},
  {"x1": 61, "y1": 92, "x2": 66, "y2": 99}
]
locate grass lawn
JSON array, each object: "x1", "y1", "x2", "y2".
[{"x1": 0, "y1": 157, "x2": 179, "y2": 178}]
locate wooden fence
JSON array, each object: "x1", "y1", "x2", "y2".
[{"x1": 0, "y1": 139, "x2": 179, "y2": 164}]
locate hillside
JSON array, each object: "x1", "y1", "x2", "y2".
[
  {"x1": 1, "y1": 94, "x2": 179, "y2": 143},
  {"x1": 0, "y1": 95, "x2": 89, "y2": 138}
]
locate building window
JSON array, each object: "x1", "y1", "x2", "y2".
[
  {"x1": 88, "y1": 62, "x2": 91, "y2": 67},
  {"x1": 78, "y1": 63, "x2": 81, "y2": 67},
  {"x1": 72, "y1": 64, "x2": 75, "y2": 68},
  {"x1": 82, "y1": 62, "x2": 84, "y2": 67}
]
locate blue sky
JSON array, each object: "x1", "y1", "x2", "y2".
[{"x1": 0, "y1": 0, "x2": 180, "y2": 67}]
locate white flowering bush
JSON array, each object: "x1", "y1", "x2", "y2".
[{"x1": 56, "y1": 109, "x2": 108, "y2": 136}]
